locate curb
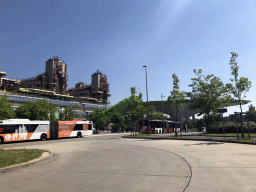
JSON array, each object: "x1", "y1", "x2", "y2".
[
  {"x1": 122, "y1": 136, "x2": 256, "y2": 145},
  {"x1": 0, "y1": 151, "x2": 58, "y2": 173}
]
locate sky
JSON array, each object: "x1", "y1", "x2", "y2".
[{"x1": 1, "y1": 0, "x2": 256, "y2": 118}]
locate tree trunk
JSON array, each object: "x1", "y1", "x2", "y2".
[
  {"x1": 240, "y1": 102, "x2": 244, "y2": 139},
  {"x1": 206, "y1": 113, "x2": 210, "y2": 130},
  {"x1": 236, "y1": 113, "x2": 239, "y2": 140},
  {"x1": 175, "y1": 108, "x2": 178, "y2": 137},
  {"x1": 132, "y1": 115, "x2": 134, "y2": 135}
]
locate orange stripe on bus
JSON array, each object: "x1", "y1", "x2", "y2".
[{"x1": 46, "y1": 129, "x2": 50, "y2": 139}]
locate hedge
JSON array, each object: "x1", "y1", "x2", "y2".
[{"x1": 206, "y1": 124, "x2": 256, "y2": 134}]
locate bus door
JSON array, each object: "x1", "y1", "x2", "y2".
[{"x1": 50, "y1": 121, "x2": 58, "y2": 139}]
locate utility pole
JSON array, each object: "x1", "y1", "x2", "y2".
[
  {"x1": 143, "y1": 66, "x2": 150, "y2": 135},
  {"x1": 161, "y1": 94, "x2": 165, "y2": 133}
]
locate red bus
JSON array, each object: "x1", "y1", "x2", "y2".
[
  {"x1": 0, "y1": 119, "x2": 93, "y2": 144},
  {"x1": 138, "y1": 119, "x2": 163, "y2": 134},
  {"x1": 138, "y1": 119, "x2": 180, "y2": 134},
  {"x1": 163, "y1": 120, "x2": 180, "y2": 133}
]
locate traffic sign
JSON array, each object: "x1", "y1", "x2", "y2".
[{"x1": 218, "y1": 108, "x2": 227, "y2": 113}]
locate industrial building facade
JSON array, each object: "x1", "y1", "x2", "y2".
[{"x1": 0, "y1": 57, "x2": 110, "y2": 117}]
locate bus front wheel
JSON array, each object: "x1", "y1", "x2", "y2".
[{"x1": 40, "y1": 134, "x2": 47, "y2": 141}]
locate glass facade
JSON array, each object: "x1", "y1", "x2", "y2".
[{"x1": 1, "y1": 94, "x2": 109, "y2": 111}]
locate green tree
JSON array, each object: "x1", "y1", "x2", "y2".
[
  {"x1": 202, "y1": 113, "x2": 225, "y2": 127},
  {"x1": 185, "y1": 119, "x2": 194, "y2": 129},
  {"x1": 187, "y1": 69, "x2": 231, "y2": 130},
  {"x1": 124, "y1": 115, "x2": 132, "y2": 131},
  {"x1": 61, "y1": 106, "x2": 75, "y2": 120},
  {"x1": 127, "y1": 87, "x2": 144, "y2": 135},
  {"x1": 15, "y1": 102, "x2": 35, "y2": 120},
  {"x1": 148, "y1": 105, "x2": 156, "y2": 119},
  {"x1": 245, "y1": 104, "x2": 256, "y2": 122},
  {"x1": 110, "y1": 112, "x2": 125, "y2": 132},
  {"x1": 229, "y1": 52, "x2": 252, "y2": 138},
  {"x1": 150, "y1": 111, "x2": 167, "y2": 120},
  {"x1": 167, "y1": 73, "x2": 186, "y2": 136},
  {"x1": 88, "y1": 109, "x2": 107, "y2": 132},
  {"x1": 74, "y1": 114, "x2": 83, "y2": 120},
  {"x1": 35, "y1": 99, "x2": 56, "y2": 120},
  {"x1": 134, "y1": 105, "x2": 146, "y2": 121},
  {"x1": 0, "y1": 95, "x2": 15, "y2": 120},
  {"x1": 16, "y1": 99, "x2": 56, "y2": 120}
]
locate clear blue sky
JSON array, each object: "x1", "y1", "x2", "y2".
[{"x1": 1, "y1": 0, "x2": 256, "y2": 117}]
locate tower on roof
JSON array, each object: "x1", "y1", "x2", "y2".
[{"x1": 45, "y1": 57, "x2": 67, "y2": 93}]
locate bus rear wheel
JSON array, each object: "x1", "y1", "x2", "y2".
[
  {"x1": 77, "y1": 132, "x2": 82, "y2": 138},
  {"x1": 0, "y1": 137, "x2": 4, "y2": 144},
  {"x1": 40, "y1": 134, "x2": 47, "y2": 141}
]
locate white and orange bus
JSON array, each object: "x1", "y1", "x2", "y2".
[{"x1": 0, "y1": 119, "x2": 93, "y2": 144}]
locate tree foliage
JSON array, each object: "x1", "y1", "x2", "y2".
[
  {"x1": 147, "y1": 105, "x2": 167, "y2": 120},
  {"x1": 61, "y1": 106, "x2": 75, "y2": 120},
  {"x1": 0, "y1": 95, "x2": 15, "y2": 120},
  {"x1": 110, "y1": 112, "x2": 125, "y2": 132},
  {"x1": 123, "y1": 115, "x2": 132, "y2": 130},
  {"x1": 15, "y1": 102, "x2": 34, "y2": 119},
  {"x1": 187, "y1": 69, "x2": 231, "y2": 128},
  {"x1": 167, "y1": 73, "x2": 186, "y2": 111},
  {"x1": 229, "y1": 52, "x2": 252, "y2": 138},
  {"x1": 167, "y1": 73, "x2": 186, "y2": 136},
  {"x1": 88, "y1": 108, "x2": 107, "y2": 131},
  {"x1": 245, "y1": 104, "x2": 256, "y2": 122},
  {"x1": 16, "y1": 99, "x2": 57, "y2": 120},
  {"x1": 127, "y1": 87, "x2": 144, "y2": 134},
  {"x1": 150, "y1": 111, "x2": 167, "y2": 120}
]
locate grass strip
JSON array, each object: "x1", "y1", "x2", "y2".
[{"x1": 0, "y1": 149, "x2": 46, "y2": 168}]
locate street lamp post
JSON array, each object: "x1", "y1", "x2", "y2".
[
  {"x1": 143, "y1": 66, "x2": 150, "y2": 135},
  {"x1": 161, "y1": 94, "x2": 165, "y2": 134}
]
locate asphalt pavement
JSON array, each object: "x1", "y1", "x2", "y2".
[{"x1": 1, "y1": 132, "x2": 256, "y2": 191}]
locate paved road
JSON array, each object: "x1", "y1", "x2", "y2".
[{"x1": 1, "y1": 133, "x2": 256, "y2": 191}]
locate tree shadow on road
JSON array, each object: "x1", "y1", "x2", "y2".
[{"x1": 183, "y1": 142, "x2": 224, "y2": 146}]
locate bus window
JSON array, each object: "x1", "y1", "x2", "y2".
[
  {"x1": 88, "y1": 124, "x2": 92, "y2": 130},
  {"x1": 0, "y1": 125, "x2": 19, "y2": 133},
  {"x1": 25, "y1": 124, "x2": 39, "y2": 132},
  {"x1": 73, "y1": 124, "x2": 83, "y2": 130}
]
